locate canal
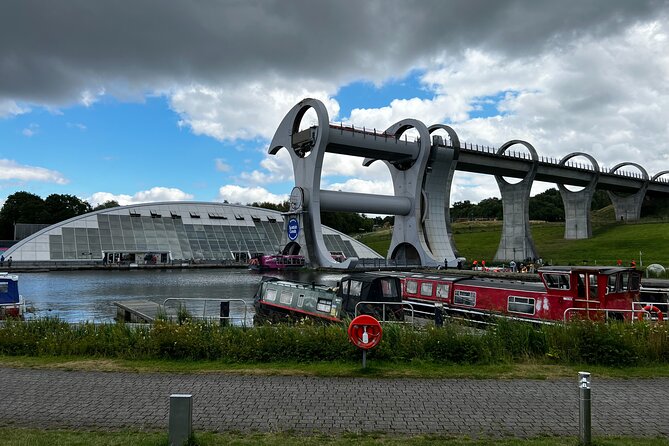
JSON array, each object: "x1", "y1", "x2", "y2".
[{"x1": 19, "y1": 269, "x2": 346, "y2": 323}]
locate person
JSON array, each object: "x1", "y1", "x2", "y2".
[
  {"x1": 472, "y1": 260, "x2": 478, "y2": 270},
  {"x1": 7, "y1": 256, "x2": 11, "y2": 268},
  {"x1": 0, "y1": 254, "x2": 3, "y2": 267},
  {"x1": 481, "y1": 260, "x2": 486, "y2": 271},
  {"x1": 616, "y1": 259, "x2": 622, "y2": 266},
  {"x1": 443, "y1": 258, "x2": 448, "y2": 270},
  {"x1": 509, "y1": 260, "x2": 516, "y2": 272},
  {"x1": 631, "y1": 259, "x2": 637, "y2": 268},
  {"x1": 457, "y1": 260, "x2": 463, "y2": 270}
]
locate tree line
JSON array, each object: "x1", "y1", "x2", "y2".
[{"x1": 2, "y1": 188, "x2": 665, "y2": 241}]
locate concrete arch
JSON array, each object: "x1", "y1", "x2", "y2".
[
  {"x1": 652, "y1": 170, "x2": 669, "y2": 181},
  {"x1": 607, "y1": 162, "x2": 649, "y2": 222},
  {"x1": 494, "y1": 140, "x2": 539, "y2": 262},
  {"x1": 557, "y1": 152, "x2": 600, "y2": 239}
]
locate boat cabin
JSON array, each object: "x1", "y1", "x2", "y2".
[
  {"x1": 0, "y1": 273, "x2": 24, "y2": 319},
  {"x1": 398, "y1": 266, "x2": 641, "y2": 323}
]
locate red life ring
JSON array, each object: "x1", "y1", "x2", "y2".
[{"x1": 637, "y1": 305, "x2": 664, "y2": 321}]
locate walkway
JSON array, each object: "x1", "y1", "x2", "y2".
[{"x1": 1, "y1": 367, "x2": 668, "y2": 438}]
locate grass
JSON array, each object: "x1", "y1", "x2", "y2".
[
  {"x1": 359, "y1": 219, "x2": 669, "y2": 269},
  {"x1": 1, "y1": 428, "x2": 668, "y2": 446}
]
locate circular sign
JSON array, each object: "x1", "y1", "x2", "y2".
[
  {"x1": 287, "y1": 218, "x2": 300, "y2": 241},
  {"x1": 347, "y1": 315, "x2": 383, "y2": 350},
  {"x1": 289, "y1": 187, "x2": 304, "y2": 212}
]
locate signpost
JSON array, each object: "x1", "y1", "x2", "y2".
[
  {"x1": 348, "y1": 314, "x2": 383, "y2": 368},
  {"x1": 287, "y1": 217, "x2": 300, "y2": 241}
]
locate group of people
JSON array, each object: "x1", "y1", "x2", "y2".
[
  {"x1": 616, "y1": 259, "x2": 637, "y2": 268},
  {"x1": 0, "y1": 254, "x2": 12, "y2": 268}
]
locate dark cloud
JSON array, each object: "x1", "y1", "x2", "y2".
[{"x1": 1, "y1": 0, "x2": 667, "y2": 105}]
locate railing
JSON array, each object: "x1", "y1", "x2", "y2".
[
  {"x1": 162, "y1": 298, "x2": 251, "y2": 326},
  {"x1": 355, "y1": 300, "x2": 415, "y2": 324},
  {"x1": 563, "y1": 306, "x2": 666, "y2": 322}
]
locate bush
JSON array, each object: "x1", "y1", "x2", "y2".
[{"x1": 0, "y1": 317, "x2": 667, "y2": 366}]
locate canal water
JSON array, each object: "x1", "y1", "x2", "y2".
[{"x1": 19, "y1": 269, "x2": 346, "y2": 323}]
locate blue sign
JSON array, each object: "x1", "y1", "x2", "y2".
[{"x1": 287, "y1": 218, "x2": 300, "y2": 241}]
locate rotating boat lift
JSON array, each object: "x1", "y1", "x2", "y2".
[{"x1": 269, "y1": 98, "x2": 461, "y2": 269}]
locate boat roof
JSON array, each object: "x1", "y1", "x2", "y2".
[{"x1": 538, "y1": 266, "x2": 637, "y2": 275}]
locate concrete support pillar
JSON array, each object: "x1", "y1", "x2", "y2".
[
  {"x1": 494, "y1": 140, "x2": 539, "y2": 262},
  {"x1": 169, "y1": 394, "x2": 193, "y2": 446},
  {"x1": 607, "y1": 163, "x2": 649, "y2": 222},
  {"x1": 558, "y1": 153, "x2": 600, "y2": 239}
]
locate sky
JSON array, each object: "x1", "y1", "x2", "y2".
[{"x1": 1, "y1": 0, "x2": 669, "y2": 209}]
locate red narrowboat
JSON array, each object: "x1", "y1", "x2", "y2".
[{"x1": 397, "y1": 266, "x2": 646, "y2": 323}]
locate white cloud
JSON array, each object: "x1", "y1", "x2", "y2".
[
  {"x1": 216, "y1": 185, "x2": 288, "y2": 205},
  {"x1": 0, "y1": 100, "x2": 30, "y2": 118},
  {"x1": 21, "y1": 123, "x2": 39, "y2": 137},
  {"x1": 214, "y1": 158, "x2": 231, "y2": 172},
  {"x1": 0, "y1": 159, "x2": 68, "y2": 184},
  {"x1": 86, "y1": 187, "x2": 193, "y2": 207},
  {"x1": 170, "y1": 81, "x2": 340, "y2": 141}
]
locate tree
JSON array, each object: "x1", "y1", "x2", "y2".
[
  {"x1": 0, "y1": 191, "x2": 48, "y2": 239},
  {"x1": 529, "y1": 188, "x2": 564, "y2": 222},
  {"x1": 93, "y1": 200, "x2": 120, "y2": 211},
  {"x1": 44, "y1": 194, "x2": 92, "y2": 224}
]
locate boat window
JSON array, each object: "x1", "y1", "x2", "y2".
[
  {"x1": 405, "y1": 280, "x2": 418, "y2": 294},
  {"x1": 620, "y1": 272, "x2": 629, "y2": 291},
  {"x1": 297, "y1": 294, "x2": 305, "y2": 307},
  {"x1": 454, "y1": 290, "x2": 476, "y2": 306},
  {"x1": 508, "y1": 296, "x2": 535, "y2": 315},
  {"x1": 265, "y1": 289, "x2": 277, "y2": 302},
  {"x1": 0, "y1": 282, "x2": 7, "y2": 293},
  {"x1": 317, "y1": 298, "x2": 332, "y2": 313},
  {"x1": 607, "y1": 274, "x2": 618, "y2": 293},
  {"x1": 420, "y1": 282, "x2": 433, "y2": 297},
  {"x1": 341, "y1": 280, "x2": 350, "y2": 296},
  {"x1": 280, "y1": 291, "x2": 293, "y2": 305},
  {"x1": 589, "y1": 274, "x2": 598, "y2": 299},
  {"x1": 380, "y1": 279, "x2": 396, "y2": 298},
  {"x1": 436, "y1": 283, "x2": 450, "y2": 299},
  {"x1": 349, "y1": 280, "x2": 363, "y2": 297},
  {"x1": 629, "y1": 272, "x2": 640, "y2": 291},
  {"x1": 544, "y1": 273, "x2": 570, "y2": 290}
]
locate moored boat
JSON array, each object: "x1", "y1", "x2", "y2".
[
  {"x1": 253, "y1": 273, "x2": 403, "y2": 323},
  {"x1": 396, "y1": 266, "x2": 648, "y2": 323},
  {"x1": 248, "y1": 253, "x2": 306, "y2": 271},
  {"x1": 0, "y1": 272, "x2": 25, "y2": 319}
]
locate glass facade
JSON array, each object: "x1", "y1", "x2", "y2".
[{"x1": 7, "y1": 202, "x2": 379, "y2": 263}]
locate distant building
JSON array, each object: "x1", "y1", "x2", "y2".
[{"x1": 4, "y1": 201, "x2": 381, "y2": 265}]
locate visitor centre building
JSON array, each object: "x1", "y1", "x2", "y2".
[{"x1": 4, "y1": 202, "x2": 381, "y2": 266}]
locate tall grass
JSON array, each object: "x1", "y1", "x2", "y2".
[{"x1": 1, "y1": 318, "x2": 668, "y2": 367}]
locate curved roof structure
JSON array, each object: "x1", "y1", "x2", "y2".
[{"x1": 5, "y1": 201, "x2": 381, "y2": 264}]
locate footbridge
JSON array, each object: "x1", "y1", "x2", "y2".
[{"x1": 269, "y1": 98, "x2": 669, "y2": 268}]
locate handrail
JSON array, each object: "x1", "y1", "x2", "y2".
[
  {"x1": 162, "y1": 298, "x2": 250, "y2": 325},
  {"x1": 563, "y1": 307, "x2": 650, "y2": 322},
  {"x1": 355, "y1": 300, "x2": 415, "y2": 324}
]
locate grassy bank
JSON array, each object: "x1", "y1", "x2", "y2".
[
  {"x1": 1, "y1": 428, "x2": 668, "y2": 446},
  {"x1": 358, "y1": 220, "x2": 669, "y2": 269}
]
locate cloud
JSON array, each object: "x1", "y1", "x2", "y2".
[
  {"x1": 0, "y1": 99, "x2": 30, "y2": 118},
  {"x1": 0, "y1": 159, "x2": 68, "y2": 184},
  {"x1": 22, "y1": 123, "x2": 39, "y2": 137},
  {"x1": 216, "y1": 185, "x2": 288, "y2": 205},
  {"x1": 170, "y1": 81, "x2": 340, "y2": 141},
  {"x1": 86, "y1": 186, "x2": 193, "y2": 207},
  {"x1": 214, "y1": 158, "x2": 231, "y2": 172},
  {"x1": 2, "y1": 1, "x2": 665, "y2": 109}
]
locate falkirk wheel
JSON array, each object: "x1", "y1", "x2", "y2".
[{"x1": 268, "y1": 98, "x2": 462, "y2": 269}]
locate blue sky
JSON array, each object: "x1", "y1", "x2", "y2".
[{"x1": 2, "y1": 1, "x2": 669, "y2": 208}]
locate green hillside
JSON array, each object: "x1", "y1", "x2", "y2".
[{"x1": 358, "y1": 218, "x2": 669, "y2": 269}]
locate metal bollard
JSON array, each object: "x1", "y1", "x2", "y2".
[
  {"x1": 169, "y1": 394, "x2": 193, "y2": 446},
  {"x1": 578, "y1": 372, "x2": 591, "y2": 445},
  {"x1": 434, "y1": 302, "x2": 444, "y2": 327}
]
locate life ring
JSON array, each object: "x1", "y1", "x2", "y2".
[{"x1": 637, "y1": 305, "x2": 664, "y2": 321}]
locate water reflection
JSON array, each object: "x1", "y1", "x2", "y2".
[{"x1": 20, "y1": 269, "x2": 345, "y2": 323}]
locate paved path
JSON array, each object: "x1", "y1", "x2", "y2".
[{"x1": 1, "y1": 367, "x2": 668, "y2": 438}]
